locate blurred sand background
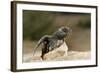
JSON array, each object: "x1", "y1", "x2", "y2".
[{"x1": 23, "y1": 10, "x2": 91, "y2": 62}]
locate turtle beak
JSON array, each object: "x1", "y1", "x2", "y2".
[
  {"x1": 70, "y1": 29, "x2": 72, "y2": 33},
  {"x1": 66, "y1": 27, "x2": 72, "y2": 36},
  {"x1": 65, "y1": 27, "x2": 72, "y2": 33},
  {"x1": 69, "y1": 29, "x2": 72, "y2": 36}
]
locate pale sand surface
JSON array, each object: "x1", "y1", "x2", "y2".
[{"x1": 23, "y1": 50, "x2": 90, "y2": 62}]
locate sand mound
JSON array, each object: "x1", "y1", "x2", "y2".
[{"x1": 23, "y1": 42, "x2": 90, "y2": 62}]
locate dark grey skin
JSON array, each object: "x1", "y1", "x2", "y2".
[{"x1": 33, "y1": 27, "x2": 72, "y2": 60}]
